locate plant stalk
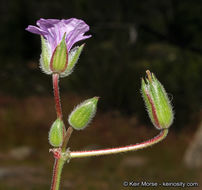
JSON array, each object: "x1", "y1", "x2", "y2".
[
  {"x1": 52, "y1": 73, "x2": 63, "y2": 120},
  {"x1": 70, "y1": 129, "x2": 168, "y2": 158},
  {"x1": 51, "y1": 73, "x2": 67, "y2": 190},
  {"x1": 50, "y1": 158, "x2": 65, "y2": 190},
  {"x1": 62, "y1": 126, "x2": 73, "y2": 152}
]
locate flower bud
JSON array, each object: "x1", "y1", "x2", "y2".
[
  {"x1": 68, "y1": 97, "x2": 99, "y2": 130},
  {"x1": 141, "y1": 70, "x2": 174, "y2": 129},
  {"x1": 50, "y1": 34, "x2": 68, "y2": 73},
  {"x1": 60, "y1": 44, "x2": 85, "y2": 77},
  {"x1": 49, "y1": 118, "x2": 64, "y2": 147}
]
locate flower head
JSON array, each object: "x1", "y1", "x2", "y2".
[{"x1": 26, "y1": 18, "x2": 91, "y2": 76}]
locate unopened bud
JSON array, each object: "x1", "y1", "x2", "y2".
[
  {"x1": 49, "y1": 118, "x2": 64, "y2": 147},
  {"x1": 141, "y1": 70, "x2": 174, "y2": 129},
  {"x1": 68, "y1": 97, "x2": 99, "y2": 130}
]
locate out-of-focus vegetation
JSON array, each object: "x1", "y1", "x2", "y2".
[
  {"x1": 0, "y1": 0, "x2": 202, "y2": 130},
  {"x1": 0, "y1": 1, "x2": 201, "y2": 189},
  {"x1": 0, "y1": 94, "x2": 200, "y2": 190}
]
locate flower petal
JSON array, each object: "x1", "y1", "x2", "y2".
[
  {"x1": 36, "y1": 18, "x2": 60, "y2": 29},
  {"x1": 26, "y1": 18, "x2": 91, "y2": 53},
  {"x1": 63, "y1": 18, "x2": 91, "y2": 50},
  {"x1": 26, "y1": 25, "x2": 48, "y2": 36}
]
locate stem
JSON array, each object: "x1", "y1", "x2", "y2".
[
  {"x1": 61, "y1": 126, "x2": 73, "y2": 151},
  {"x1": 50, "y1": 129, "x2": 168, "y2": 190},
  {"x1": 50, "y1": 158, "x2": 65, "y2": 190},
  {"x1": 52, "y1": 73, "x2": 63, "y2": 119},
  {"x1": 70, "y1": 129, "x2": 168, "y2": 158},
  {"x1": 50, "y1": 73, "x2": 67, "y2": 190},
  {"x1": 50, "y1": 126, "x2": 73, "y2": 190}
]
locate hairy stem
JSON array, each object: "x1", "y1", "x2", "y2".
[
  {"x1": 51, "y1": 73, "x2": 67, "y2": 190},
  {"x1": 70, "y1": 129, "x2": 168, "y2": 158},
  {"x1": 50, "y1": 158, "x2": 65, "y2": 190},
  {"x1": 62, "y1": 126, "x2": 73, "y2": 151},
  {"x1": 52, "y1": 73, "x2": 63, "y2": 119}
]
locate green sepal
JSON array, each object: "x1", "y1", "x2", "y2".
[
  {"x1": 60, "y1": 44, "x2": 85, "y2": 78},
  {"x1": 50, "y1": 34, "x2": 68, "y2": 73},
  {"x1": 48, "y1": 118, "x2": 64, "y2": 147},
  {"x1": 40, "y1": 36, "x2": 52, "y2": 74},
  {"x1": 68, "y1": 97, "x2": 99, "y2": 130}
]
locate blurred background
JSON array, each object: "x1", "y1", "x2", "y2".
[{"x1": 0, "y1": 0, "x2": 202, "y2": 189}]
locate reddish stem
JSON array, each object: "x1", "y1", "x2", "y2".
[
  {"x1": 50, "y1": 159, "x2": 59, "y2": 190},
  {"x1": 52, "y1": 73, "x2": 63, "y2": 119},
  {"x1": 52, "y1": 73, "x2": 66, "y2": 137},
  {"x1": 62, "y1": 126, "x2": 73, "y2": 151},
  {"x1": 70, "y1": 129, "x2": 168, "y2": 158},
  {"x1": 50, "y1": 158, "x2": 65, "y2": 190}
]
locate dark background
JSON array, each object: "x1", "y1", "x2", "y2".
[
  {"x1": 0, "y1": 0, "x2": 202, "y2": 189},
  {"x1": 0, "y1": 0, "x2": 201, "y2": 129}
]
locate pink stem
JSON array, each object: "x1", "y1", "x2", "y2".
[
  {"x1": 70, "y1": 129, "x2": 168, "y2": 158},
  {"x1": 52, "y1": 74, "x2": 63, "y2": 119},
  {"x1": 50, "y1": 158, "x2": 65, "y2": 190},
  {"x1": 50, "y1": 159, "x2": 59, "y2": 190}
]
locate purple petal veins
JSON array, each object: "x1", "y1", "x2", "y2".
[{"x1": 26, "y1": 18, "x2": 91, "y2": 53}]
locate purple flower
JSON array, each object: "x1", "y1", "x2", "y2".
[
  {"x1": 26, "y1": 18, "x2": 91, "y2": 53},
  {"x1": 26, "y1": 18, "x2": 91, "y2": 76}
]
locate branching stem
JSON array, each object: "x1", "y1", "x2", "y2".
[{"x1": 50, "y1": 73, "x2": 169, "y2": 190}]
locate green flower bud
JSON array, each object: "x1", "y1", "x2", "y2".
[
  {"x1": 68, "y1": 97, "x2": 99, "y2": 130},
  {"x1": 50, "y1": 33, "x2": 68, "y2": 73},
  {"x1": 141, "y1": 70, "x2": 174, "y2": 129},
  {"x1": 60, "y1": 44, "x2": 85, "y2": 78},
  {"x1": 49, "y1": 118, "x2": 64, "y2": 147}
]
